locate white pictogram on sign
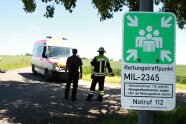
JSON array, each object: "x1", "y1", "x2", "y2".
[
  {"x1": 126, "y1": 49, "x2": 137, "y2": 61},
  {"x1": 136, "y1": 26, "x2": 163, "y2": 52},
  {"x1": 161, "y1": 50, "x2": 172, "y2": 62},
  {"x1": 161, "y1": 16, "x2": 172, "y2": 28},
  {"x1": 127, "y1": 15, "x2": 138, "y2": 27}
]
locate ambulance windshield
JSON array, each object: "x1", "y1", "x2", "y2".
[{"x1": 48, "y1": 46, "x2": 72, "y2": 58}]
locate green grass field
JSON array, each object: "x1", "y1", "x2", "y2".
[
  {"x1": 176, "y1": 65, "x2": 186, "y2": 84},
  {"x1": 0, "y1": 56, "x2": 186, "y2": 85},
  {"x1": 99, "y1": 103, "x2": 186, "y2": 124},
  {"x1": 0, "y1": 55, "x2": 31, "y2": 70}
]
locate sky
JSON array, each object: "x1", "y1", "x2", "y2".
[{"x1": 0, "y1": 1, "x2": 186, "y2": 65}]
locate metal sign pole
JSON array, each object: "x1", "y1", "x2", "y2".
[
  {"x1": 138, "y1": 0, "x2": 153, "y2": 124},
  {"x1": 139, "y1": 0, "x2": 153, "y2": 12}
]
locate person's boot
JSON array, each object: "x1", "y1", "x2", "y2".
[
  {"x1": 97, "y1": 94, "x2": 103, "y2": 102},
  {"x1": 64, "y1": 94, "x2": 68, "y2": 100},
  {"x1": 71, "y1": 95, "x2": 77, "y2": 101},
  {"x1": 86, "y1": 94, "x2": 93, "y2": 102},
  {"x1": 72, "y1": 98, "x2": 77, "y2": 101}
]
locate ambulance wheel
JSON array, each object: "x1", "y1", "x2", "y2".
[
  {"x1": 32, "y1": 64, "x2": 37, "y2": 75},
  {"x1": 44, "y1": 69, "x2": 52, "y2": 81}
]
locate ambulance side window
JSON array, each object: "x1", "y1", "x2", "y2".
[
  {"x1": 32, "y1": 47, "x2": 37, "y2": 56},
  {"x1": 36, "y1": 46, "x2": 43, "y2": 57}
]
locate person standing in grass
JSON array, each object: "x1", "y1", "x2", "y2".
[
  {"x1": 86, "y1": 47, "x2": 114, "y2": 102},
  {"x1": 64, "y1": 49, "x2": 83, "y2": 101}
]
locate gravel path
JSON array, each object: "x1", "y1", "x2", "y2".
[{"x1": 0, "y1": 67, "x2": 126, "y2": 124}]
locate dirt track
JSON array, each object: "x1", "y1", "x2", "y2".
[
  {"x1": 0, "y1": 67, "x2": 126, "y2": 124},
  {"x1": 0, "y1": 67, "x2": 185, "y2": 124}
]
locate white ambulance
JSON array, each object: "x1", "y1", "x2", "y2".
[{"x1": 32, "y1": 36, "x2": 73, "y2": 81}]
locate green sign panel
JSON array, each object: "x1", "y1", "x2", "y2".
[{"x1": 123, "y1": 12, "x2": 175, "y2": 64}]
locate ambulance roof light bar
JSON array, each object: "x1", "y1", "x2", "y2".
[
  {"x1": 46, "y1": 36, "x2": 67, "y2": 40},
  {"x1": 46, "y1": 36, "x2": 52, "y2": 39}
]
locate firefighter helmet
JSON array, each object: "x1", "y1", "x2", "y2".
[{"x1": 97, "y1": 47, "x2": 106, "y2": 52}]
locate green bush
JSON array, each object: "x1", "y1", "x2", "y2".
[
  {"x1": 112, "y1": 68, "x2": 121, "y2": 76},
  {"x1": 181, "y1": 78, "x2": 186, "y2": 83},
  {"x1": 176, "y1": 65, "x2": 186, "y2": 84},
  {"x1": 82, "y1": 66, "x2": 92, "y2": 75},
  {"x1": 176, "y1": 76, "x2": 181, "y2": 82},
  {"x1": 176, "y1": 75, "x2": 186, "y2": 84},
  {"x1": 153, "y1": 104, "x2": 186, "y2": 124}
]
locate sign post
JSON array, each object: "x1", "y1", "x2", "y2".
[{"x1": 121, "y1": 12, "x2": 176, "y2": 111}]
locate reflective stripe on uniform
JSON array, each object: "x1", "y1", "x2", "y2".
[
  {"x1": 97, "y1": 58, "x2": 105, "y2": 61},
  {"x1": 93, "y1": 56, "x2": 110, "y2": 76},
  {"x1": 99, "y1": 61, "x2": 102, "y2": 73},
  {"x1": 97, "y1": 57, "x2": 107, "y2": 74},
  {"x1": 99, "y1": 91, "x2": 104, "y2": 96},
  {"x1": 93, "y1": 72, "x2": 106, "y2": 76},
  {"x1": 89, "y1": 90, "x2": 95, "y2": 94},
  {"x1": 105, "y1": 61, "x2": 107, "y2": 72},
  {"x1": 110, "y1": 72, "x2": 113, "y2": 75}
]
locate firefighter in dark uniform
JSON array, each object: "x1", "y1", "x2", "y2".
[
  {"x1": 86, "y1": 47, "x2": 114, "y2": 102},
  {"x1": 64, "y1": 49, "x2": 83, "y2": 101}
]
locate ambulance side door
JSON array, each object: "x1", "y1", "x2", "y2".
[
  {"x1": 40, "y1": 45, "x2": 48, "y2": 74},
  {"x1": 34, "y1": 45, "x2": 44, "y2": 74}
]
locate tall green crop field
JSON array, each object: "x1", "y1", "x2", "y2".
[
  {"x1": 82, "y1": 59, "x2": 186, "y2": 85},
  {"x1": 0, "y1": 56, "x2": 186, "y2": 86},
  {"x1": 0, "y1": 55, "x2": 31, "y2": 70},
  {"x1": 176, "y1": 65, "x2": 186, "y2": 84}
]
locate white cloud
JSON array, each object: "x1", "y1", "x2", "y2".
[
  {"x1": 10, "y1": 32, "x2": 23, "y2": 37},
  {"x1": 28, "y1": 25, "x2": 42, "y2": 33},
  {"x1": 0, "y1": 31, "x2": 5, "y2": 35}
]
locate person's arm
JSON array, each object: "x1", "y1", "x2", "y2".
[
  {"x1": 79, "y1": 58, "x2": 83, "y2": 79},
  {"x1": 79, "y1": 65, "x2": 82, "y2": 79},
  {"x1": 65, "y1": 66, "x2": 68, "y2": 73},
  {"x1": 65, "y1": 57, "x2": 69, "y2": 73},
  {"x1": 91, "y1": 57, "x2": 96, "y2": 66},
  {"x1": 106, "y1": 60, "x2": 114, "y2": 76}
]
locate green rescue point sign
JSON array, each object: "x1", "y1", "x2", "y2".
[{"x1": 123, "y1": 12, "x2": 175, "y2": 64}]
